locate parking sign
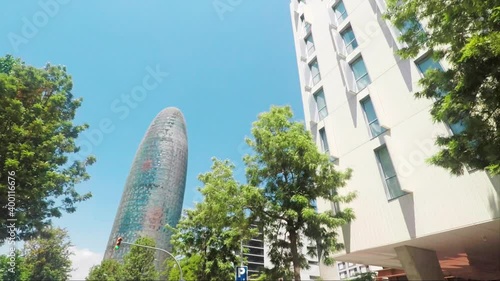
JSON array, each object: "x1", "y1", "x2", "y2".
[{"x1": 235, "y1": 266, "x2": 248, "y2": 281}]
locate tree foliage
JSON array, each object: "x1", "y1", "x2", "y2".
[
  {"x1": 385, "y1": 0, "x2": 500, "y2": 175},
  {"x1": 351, "y1": 272, "x2": 377, "y2": 281},
  {"x1": 0, "y1": 55, "x2": 95, "y2": 241},
  {"x1": 166, "y1": 158, "x2": 258, "y2": 281},
  {"x1": 23, "y1": 227, "x2": 73, "y2": 281},
  {"x1": 122, "y1": 237, "x2": 159, "y2": 281},
  {"x1": 253, "y1": 266, "x2": 293, "y2": 281},
  {"x1": 163, "y1": 254, "x2": 202, "y2": 281},
  {"x1": 86, "y1": 259, "x2": 124, "y2": 281},
  {"x1": 0, "y1": 250, "x2": 31, "y2": 281},
  {"x1": 244, "y1": 106, "x2": 356, "y2": 281}
]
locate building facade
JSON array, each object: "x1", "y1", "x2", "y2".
[
  {"x1": 104, "y1": 107, "x2": 188, "y2": 269},
  {"x1": 289, "y1": 0, "x2": 500, "y2": 280},
  {"x1": 244, "y1": 222, "x2": 265, "y2": 279},
  {"x1": 245, "y1": 221, "x2": 321, "y2": 280}
]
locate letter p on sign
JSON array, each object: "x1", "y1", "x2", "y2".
[{"x1": 236, "y1": 266, "x2": 248, "y2": 281}]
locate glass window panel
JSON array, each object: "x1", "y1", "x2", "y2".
[
  {"x1": 334, "y1": 1, "x2": 348, "y2": 21},
  {"x1": 376, "y1": 146, "x2": 405, "y2": 199},
  {"x1": 369, "y1": 120, "x2": 384, "y2": 137},
  {"x1": 310, "y1": 60, "x2": 321, "y2": 85},
  {"x1": 417, "y1": 56, "x2": 443, "y2": 75},
  {"x1": 376, "y1": 146, "x2": 396, "y2": 178},
  {"x1": 341, "y1": 27, "x2": 358, "y2": 53},
  {"x1": 450, "y1": 121, "x2": 466, "y2": 135},
  {"x1": 361, "y1": 98, "x2": 384, "y2": 137},
  {"x1": 319, "y1": 128, "x2": 329, "y2": 152},
  {"x1": 305, "y1": 22, "x2": 312, "y2": 34},
  {"x1": 361, "y1": 98, "x2": 377, "y2": 123},
  {"x1": 305, "y1": 34, "x2": 315, "y2": 55},
  {"x1": 351, "y1": 58, "x2": 371, "y2": 90},
  {"x1": 401, "y1": 18, "x2": 423, "y2": 35},
  {"x1": 314, "y1": 90, "x2": 328, "y2": 120},
  {"x1": 357, "y1": 75, "x2": 371, "y2": 90},
  {"x1": 387, "y1": 176, "x2": 405, "y2": 198}
]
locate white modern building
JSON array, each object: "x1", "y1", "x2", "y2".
[
  {"x1": 289, "y1": 0, "x2": 500, "y2": 280},
  {"x1": 245, "y1": 222, "x2": 321, "y2": 280},
  {"x1": 337, "y1": 261, "x2": 380, "y2": 280},
  {"x1": 262, "y1": 238, "x2": 322, "y2": 280}
]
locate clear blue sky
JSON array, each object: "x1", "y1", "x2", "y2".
[{"x1": 1, "y1": 1, "x2": 304, "y2": 255}]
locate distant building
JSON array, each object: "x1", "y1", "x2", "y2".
[
  {"x1": 244, "y1": 221, "x2": 321, "y2": 280},
  {"x1": 288, "y1": 0, "x2": 500, "y2": 279},
  {"x1": 336, "y1": 262, "x2": 380, "y2": 280},
  {"x1": 243, "y1": 222, "x2": 265, "y2": 279},
  {"x1": 104, "y1": 107, "x2": 188, "y2": 269}
]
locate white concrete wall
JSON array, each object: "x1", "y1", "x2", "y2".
[{"x1": 290, "y1": 0, "x2": 499, "y2": 273}]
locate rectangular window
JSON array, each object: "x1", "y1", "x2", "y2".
[
  {"x1": 310, "y1": 59, "x2": 321, "y2": 85},
  {"x1": 333, "y1": 1, "x2": 348, "y2": 23},
  {"x1": 305, "y1": 22, "x2": 312, "y2": 34},
  {"x1": 341, "y1": 27, "x2": 358, "y2": 54},
  {"x1": 340, "y1": 272, "x2": 347, "y2": 279},
  {"x1": 449, "y1": 120, "x2": 466, "y2": 135},
  {"x1": 319, "y1": 128, "x2": 329, "y2": 152},
  {"x1": 375, "y1": 145, "x2": 406, "y2": 200},
  {"x1": 338, "y1": 262, "x2": 345, "y2": 270},
  {"x1": 314, "y1": 89, "x2": 328, "y2": 120},
  {"x1": 360, "y1": 97, "x2": 385, "y2": 137},
  {"x1": 416, "y1": 55, "x2": 446, "y2": 96},
  {"x1": 416, "y1": 55, "x2": 443, "y2": 75},
  {"x1": 417, "y1": 56, "x2": 466, "y2": 134},
  {"x1": 350, "y1": 57, "x2": 371, "y2": 91},
  {"x1": 305, "y1": 33, "x2": 315, "y2": 55},
  {"x1": 349, "y1": 268, "x2": 358, "y2": 276},
  {"x1": 400, "y1": 18, "x2": 424, "y2": 36}
]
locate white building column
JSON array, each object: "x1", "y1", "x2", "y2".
[
  {"x1": 394, "y1": 246, "x2": 444, "y2": 280},
  {"x1": 394, "y1": 245, "x2": 445, "y2": 280}
]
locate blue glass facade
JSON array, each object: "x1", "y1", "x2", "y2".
[{"x1": 103, "y1": 107, "x2": 188, "y2": 269}]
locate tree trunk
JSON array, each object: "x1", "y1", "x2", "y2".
[{"x1": 289, "y1": 229, "x2": 301, "y2": 281}]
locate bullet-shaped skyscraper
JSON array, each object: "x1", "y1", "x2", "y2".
[{"x1": 104, "y1": 107, "x2": 188, "y2": 268}]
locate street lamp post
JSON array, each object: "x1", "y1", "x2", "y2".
[{"x1": 120, "y1": 241, "x2": 184, "y2": 281}]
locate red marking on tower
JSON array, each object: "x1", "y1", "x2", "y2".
[
  {"x1": 146, "y1": 207, "x2": 163, "y2": 230},
  {"x1": 142, "y1": 159, "x2": 152, "y2": 171}
]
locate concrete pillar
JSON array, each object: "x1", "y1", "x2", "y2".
[{"x1": 394, "y1": 245, "x2": 445, "y2": 281}]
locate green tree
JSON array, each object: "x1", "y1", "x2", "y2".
[
  {"x1": 254, "y1": 266, "x2": 293, "y2": 281},
  {"x1": 24, "y1": 227, "x2": 73, "y2": 281},
  {"x1": 122, "y1": 237, "x2": 159, "y2": 281},
  {"x1": 166, "y1": 158, "x2": 258, "y2": 281},
  {"x1": 0, "y1": 55, "x2": 95, "y2": 241},
  {"x1": 0, "y1": 249, "x2": 31, "y2": 281},
  {"x1": 164, "y1": 254, "x2": 202, "y2": 281},
  {"x1": 351, "y1": 272, "x2": 377, "y2": 281},
  {"x1": 86, "y1": 259, "x2": 124, "y2": 281},
  {"x1": 244, "y1": 106, "x2": 356, "y2": 281},
  {"x1": 384, "y1": 1, "x2": 500, "y2": 175}
]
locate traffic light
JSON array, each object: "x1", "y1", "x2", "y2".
[{"x1": 115, "y1": 237, "x2": 123, "y2": 250}]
